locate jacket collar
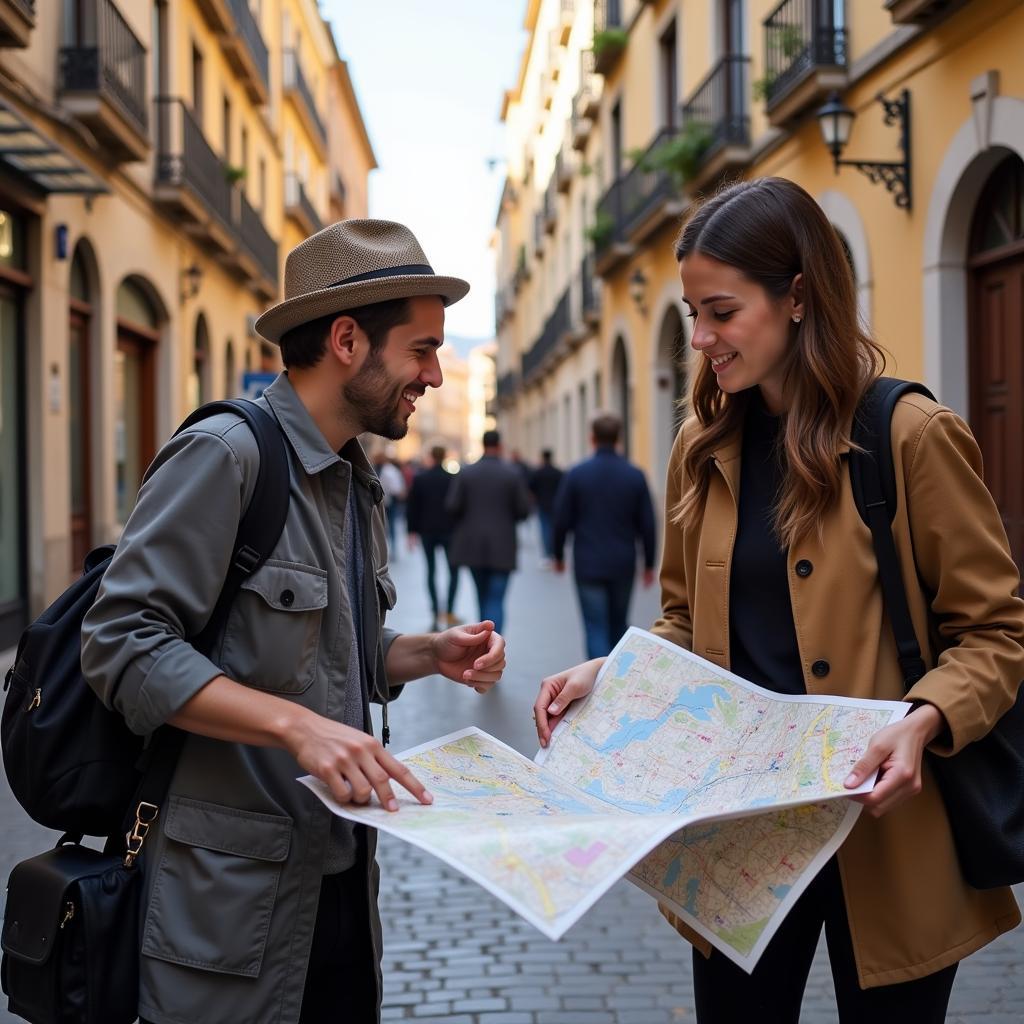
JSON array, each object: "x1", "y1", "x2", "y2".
[{"x1": 262, "y1": 372, "x2": 384, "y2": 504}]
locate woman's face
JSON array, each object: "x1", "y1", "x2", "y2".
[{"x1": 679, "y1": 251, "x2": 802, "y2": 413}]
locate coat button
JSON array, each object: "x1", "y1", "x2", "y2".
[
  {"x1": 812, "y1": 660, "x2": 830, "y2": 678},
  {"x1": 280, "y1": 589, "x2": 295, "y2": 607},
  {"x1": 795, "y1": 559, "x2": 813, "y2": 578}
]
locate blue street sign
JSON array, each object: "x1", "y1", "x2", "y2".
[{"x1": 241, "y1": 371, "x2": 278, "y2": 400}]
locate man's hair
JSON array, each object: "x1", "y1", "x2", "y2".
[
  {"x1": 591, "y1": 412, "x2": 621, "y2": 447},
  {"x1": 430, "y1": 445, "x2": 446, "y2": 462},
  {"x1": 278, "y1": 297, "x2": 412, "y2": 369},
  {"x1": 482, "y1": 430, "x2": 501, "y2": 448},
  {"x1": 541, "y1": 449, "x2": 553, "y2": 462}
]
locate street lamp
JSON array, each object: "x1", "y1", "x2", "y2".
[
  {"x1": 629, "y1": 267, "x2": 648, "y2": 317},
  {"x1": 816, "y1": 90, "x2": 912, "y2": 210},
  {"x1": 180, "y1": 262, "x2": 204, "y2": 303}
]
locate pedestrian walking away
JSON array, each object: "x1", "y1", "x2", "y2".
[
  {"x1": 447, "y1": 430, "x2": 531, "y2": 635},
  {"x1": 406, "y1": 444, "x2": 460, "y2": 631},
  {"x1": 373, "y1": 449, "x2": 407, "y2": 554},
  {"x1": 529, "y1": 448, "x2": 564, "y2": 564},
  {"x1": 80, "y1": 219, "x2": 508, "y2": 1024},
  {"x1": 552, "y1": 413, "x2": 656, "y2": 659},
  {"x1": 533, "y1": 178, "x2": 1024, "y2": 1024}
]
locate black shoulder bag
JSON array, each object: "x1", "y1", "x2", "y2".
[
  {"x1": 1, "y1": 400, "x2": 290, "y2": 1024},
  {"x1": 850, "y1": 377, "x2": 1024, "y2": 889}
]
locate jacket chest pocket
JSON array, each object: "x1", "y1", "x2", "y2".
[
  {"x1": 141, "y1": 798, "x2": 292, "y2": 978},
  {"x1": 220, "y1": 560, "x2": 328, "y2": 694}
]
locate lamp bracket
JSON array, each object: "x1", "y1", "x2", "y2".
[{"x1": 833, "y1": 90, "x2": 912, "y2": 211}]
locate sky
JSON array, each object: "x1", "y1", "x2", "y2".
[{"x1": 321, "y1": 1, "x2": 527, "y2": 343}]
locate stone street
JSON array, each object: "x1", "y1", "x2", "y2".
[{"x1": 2, "y1": 515, "x2": 1022, "y2": 1022}]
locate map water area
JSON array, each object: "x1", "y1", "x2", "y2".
[{"x1": 300, "y1": 627, "x2": 908, "y2": 970}]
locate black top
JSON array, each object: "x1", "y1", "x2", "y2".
[
  {"x1": 406, "y1": 465, "x2": 455, "y2": 538},
  {"x1": 729, "y1": 396, "x2": 804, "y2": 694},
  {"x1": 529, "y1": 463, "x2": 564, "y2": 513}
]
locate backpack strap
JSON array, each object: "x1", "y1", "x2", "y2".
[
  {"x1": 125, "y1": 399, "x2": 290, "y2": 849},
  {"x1": 849, "y1": 378, "x2": 936, "y2": 689}
]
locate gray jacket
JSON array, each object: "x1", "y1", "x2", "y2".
[
  {"x1": 81, "y1": 374, "x2": 401, "y2": 1024},
  {"x1": 446, "y1": 456, "x2": 530, "y2": 572}
]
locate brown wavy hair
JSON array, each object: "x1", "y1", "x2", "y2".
[{"x1": 673, "y1": 177, "x2": 884, "y2": 547}]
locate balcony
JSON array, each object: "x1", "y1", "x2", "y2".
[
  {"x1": 544, "y1": 176, "x2": 558, "y2": 233},
  {"x1": 284, "y1": 50, "x2": 327, "y2": 156},
  {"x1": 593, "y1": 128, "x2": 687, "y2": 276},
  {"x1": 222, "y1": 0, "x2": 268, "y2": 105},
  {"x1": 522, "y1": 287, "x2": 572, "y2": 384},
  {"x1": 495, "y1": 285, "x2": 516, "y2": 329},
  {"x1": 593, "y1": 0, "x2": 627, "y2": 76},
  {"x1": 885, "y1": 0, "x2": 967, "y2": 22},
  {"x1": 534, "y1": 210, "x2": 545, "y2": 257},
  {"x1": 762, "y1": 0, "x2": 846, "y2": 126},
  {"x1": 154, "y1": 97, "x2": 277, "y2": 297},
  {"x1": 575, "y1": 254, "x2": 600, "y2": 334},
  {"x1": 513, "y1": 245, "x2": 530, "y2": 293},
  {"x1": 496, "y1": 370, "x2": 520, "y2": 407},
  {"x1": 0, "y1": 0, "x2": 34, "y2": 47},
  {"x1": 193, "y1": 0, "x2": 232, "y2": 33},
  {"x1": 58, "y1": 0, "x2": 149, "y2": 164},
  {"x1": 285, "y1": 173, "x2": 323, "y2": 236},
  {"x1": 679, "y1": 55, "x2": 752, "y2": 190},
  {"x1": 556, "y1": 149, "x2": 573, "y2": 193}
]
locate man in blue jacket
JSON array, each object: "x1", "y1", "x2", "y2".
[{"x1": 553, "y1": 412, "x2": 656, "y2": 659}]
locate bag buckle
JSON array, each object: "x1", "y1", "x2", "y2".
[
  {"x1": 233, "y1": 545, "x2": 261, "y2": 574},
  {"x1": 124, "y1": 801, "x2": 160, "y2": 868}
]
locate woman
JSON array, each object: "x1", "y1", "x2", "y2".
[{"x1": 533, "y1": 177, "x2": 1024, "y2": 1023}]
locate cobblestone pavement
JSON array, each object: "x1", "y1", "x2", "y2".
[{"x1": 2, "y1": 515, "x2": 1023, "y2": 1022}]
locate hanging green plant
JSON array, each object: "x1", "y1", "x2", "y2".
[
  {"x1": 752, "y1": 75, "x2": 776, "y2": 103},
  {"x1": 769, "y1": 23, "x2": 806, "y2": 61},
  {"x1": 592, "y1": 27, "x2": 628, "y2": 64},
  {"x1": 636, "y1": 122, "x2": 713, "y2": 186},
  {"x1": 579, "y1": 160, "x2": 594, "y2": 178},
  {"x1": 585, "y1": 210, "x2": 615, "y2": 250},
  {"x1": 223, "y1": 164, "x2": 247, "y2": 185}
]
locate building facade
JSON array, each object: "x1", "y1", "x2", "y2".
[
  {"x1": 494, "y1": 0, "x2": 1024, "y2": 577},
  {"x1": 0, "y1": 0, "x2": 375, "y2": 648}
]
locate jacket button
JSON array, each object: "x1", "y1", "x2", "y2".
[
  {"x1": 812, "y1": 660, "x2": 830, "y2": 678},
  {"x1": 280, "y1": 589, "x2": 295, "y2": 607},
  {"x1": 795, "y1": 559, "x2": 813, "y2": 578}
]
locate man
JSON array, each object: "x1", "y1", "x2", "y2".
[
  {"x1": 447, "y1": 430, "x2": 530, "y2": 635},
  {"x1": 406, "y1": 445, "x2": 459, "y2": 631},
  {"x1": 81, "y1": 220, "x2": 506, "y2": 1024},
  {"x1": 553, "y1": 412, "x2": 656, "y2": 659},
  {"x1": 528, "y1": 449, "x2": 563, "y2": 564}
]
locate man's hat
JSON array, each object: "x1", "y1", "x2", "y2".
[{"x1": 255, "y1": 219, "x2": 470, "y2": 343}]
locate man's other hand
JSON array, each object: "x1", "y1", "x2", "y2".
[{"x1": 431, "y1": 621, "x2": 506, "y2": 694}]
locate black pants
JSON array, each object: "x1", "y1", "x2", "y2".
[
  {"x1": 140, "y1": 863, "x2": 378, "y2": 1024},
  {"x1": 420, "y1": 533, "x2": 458, "y2": 618},
  {"x1": 692, "y1": 858, "x2": 958, "y2": 1024}
]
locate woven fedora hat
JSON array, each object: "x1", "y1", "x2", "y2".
[{"x1": 255, "y1": 219, "x2": 470, "y2": 343}]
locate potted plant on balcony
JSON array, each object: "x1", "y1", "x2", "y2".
[
  {"x1": 631, "y1": 122, "x2": 713, "y2": 188},
  {"x1": 224, "y1": 165, "x2": 247, "y2": 185},
  {"x1": 752, "y1": 24, "x2": 807, "y2": 103},
  {"x1": 592, "y1": 27, "x2": 628, "y2": 68},
  {"x1": 585, "y1": 210, "x2": 615, "y2": 251}
]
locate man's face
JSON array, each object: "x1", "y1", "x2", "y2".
[{"x1": 343, "y1": 295, "x2": 445, "y2": 440}]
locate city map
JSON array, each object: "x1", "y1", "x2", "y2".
[{"x1": 300, "y1": 628, "x2": 908, "y2": 970}]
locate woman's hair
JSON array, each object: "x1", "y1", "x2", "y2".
[{"x1": 673, "y1": 177, "x2": 884, "y2": 547}]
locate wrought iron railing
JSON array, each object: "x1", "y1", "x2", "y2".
[
  {"x1": 7, "y1": 0, "x2": 35, "y2": 18},
  {"x1": 497, "y1": 370, "x2": 520, "y2": 401},
  {"x1": 227, "y1": 0, "x2": 269, "y2": 92},
  {"x1": 522, "y1": 287, "x2": 571, "y2": 381},
  {"x1": 285, "y1": 172, "x2": 323, "y2": 233},
  {"x1": 763, "y1": 0, "x2": 846, "y2": 106},
  {"x1": 680, "y1": 55, "x2": 751, "y2": 159},
  {"x1": 283, "y1": 50, "x2": 326, "y2": 147},
  {"x1": 58, "y1": 0, "x2": 148, "y2": 137},
  {"x1": 595, "y1": 127, "x2": 680, "y2": 258},
  {"x1": 594, "y1": 0, "x2": 622, "y2": 32},
  {"x1": 237, "y1": 188, "x2": 278, "y2": 286},
  {"x1": 578, "y1": 254, "x2": 598, "y2": 322}
]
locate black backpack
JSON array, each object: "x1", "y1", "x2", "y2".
[
  {"x1": 1, "y1": 400, "x2": 289, "y2": 838},
  {"x1": 850, "y1": 377, "x2": 1024, "y2": 888}
]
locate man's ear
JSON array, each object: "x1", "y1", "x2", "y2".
[{"x1": 327, "y1": 314, "x2": 361, "y2": 367}]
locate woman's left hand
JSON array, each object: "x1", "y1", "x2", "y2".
[{"x1": 843, "y1": 703, "x2": 945, "y2": 818}]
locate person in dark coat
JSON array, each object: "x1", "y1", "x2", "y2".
[
  {"x1": 529, "y1": 449, "x2": 564, "y2": 563},
  {"x1": 406, "y1": 445, "x2": 459, "y2": 631},
  {"x1": 447, "y1": 430, "x2": 531, "y2": 634},
  {"x1": 553, "y1": 412, "x2": 656, "y2": 659}
]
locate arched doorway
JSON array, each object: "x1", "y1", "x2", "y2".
[
  {"x1": 653, "y1": 306, "x2": 686, "y2": 479},
  {"x1": 115, "y1": 277, "x2": 160, "y2": 524},
  {"x1": 610, "y1": 336, "x2": 630, "y2": 456},
  {"x1": 968, "y1": 153, "x2": 1024, "y2": 578},
  {"x1": 189, "y1": 312, "x2": 210, "y2": 409},
  {"x1": 69, "y1": 243, "x2": 97, "y2": 570}
]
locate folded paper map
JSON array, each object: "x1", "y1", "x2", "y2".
[{"x1": 300, "y1": 627, "x2": 908, "y2": 970}]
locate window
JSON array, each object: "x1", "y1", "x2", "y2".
[
  {"x1": 222, "y1": 94, "x2": 231, "y2": 161},
  {"x1": 191, "y1": 44, "x2": 204, "y2": 121},
  {"x1": 611, "y1": 101, "x2": 623, "y2": 176},
  {"x1": 659, "y1": 21, "x2": 678, "y2": 130}
]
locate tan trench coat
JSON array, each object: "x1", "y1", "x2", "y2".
[{"x1": 651, "y1": 392, "x2": 1024, "y2": 988}]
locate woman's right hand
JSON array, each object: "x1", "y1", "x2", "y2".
[{"x1": 534, "y1": 657, "x2": 605, "y2": 748}]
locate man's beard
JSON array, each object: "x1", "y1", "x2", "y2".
[{"x1": 343, "y1": 349, "x2": 411, "y2": 440}]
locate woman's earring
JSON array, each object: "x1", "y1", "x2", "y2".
[{"x1": 792, "y1": 315, "x2": 802, "y2": 324}]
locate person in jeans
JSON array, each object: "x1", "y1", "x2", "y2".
[
  {"x1": 535, "y1": 178, "x2": 1024, "y2": 1024},
  {"x1": 447, "y1": 430, "x2": 530, "y2": 635},
  {"x1": 529, "y1": 449, "x2": 563, "y2": 564},
  {"x1": 406, "y1": 445, "x2": 459, "y2": 630},
  {"x1": 552, "y1": 412, "x2": 656, "y2": 659},
  {"x1": 82, "y1": 220, "x2": 507, "y2": 1024}
]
